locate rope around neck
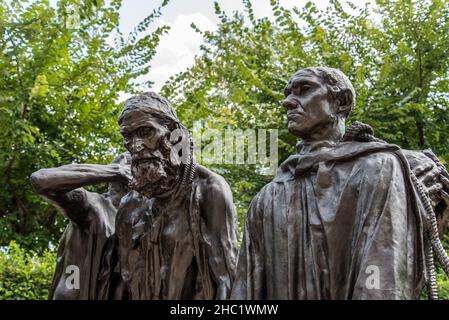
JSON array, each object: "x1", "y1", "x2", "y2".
[{"x1": 179, "y1": 135, "x2": 197, "y2": 186}]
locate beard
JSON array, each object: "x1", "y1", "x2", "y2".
[{"x1": 130, "y1": 156, "x2": 179, "y2": 198}]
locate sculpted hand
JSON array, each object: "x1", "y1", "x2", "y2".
[
  {"x1": 119, "y1": 164, "x2": 132, "y2": 184},
  {"x1": 422, "y1": 149, "x2": 449, "y2": 208},
  {"x1": 441, "y1": 175, "x2": 449, "y2": 207},
  {"x1": 413, "y1": 161, "x2": 443, "y2": 207}
]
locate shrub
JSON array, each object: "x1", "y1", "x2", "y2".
[{"x1": 0, "y1": 241, "x2": 56, "y2": 299}]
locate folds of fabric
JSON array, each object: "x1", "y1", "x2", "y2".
[{"x1": 231, "y1": 142, "x2": 425, "y2": 300}]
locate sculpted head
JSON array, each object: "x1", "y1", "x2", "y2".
[
  {"x1": 283, "y1": 67, "x2": 355, "y2": 142},
  {"x1": 118, "y1": 92, "x2": 187, "y2": 198}
]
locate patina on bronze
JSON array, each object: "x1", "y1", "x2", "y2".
[
  {"x1": 231, "y1": 67, "x2": 449, "y2": 300},
  {"x1": 30, "y1": 153, "x2": 131, "y2": 299},
  {"x1": 29, "y1": 70, "x2": 449, "y2": 300},
  {"x1": 113, "y1": 92, "x2": 238, "y2": 299}
]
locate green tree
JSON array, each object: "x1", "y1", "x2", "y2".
[
  {"x1": 162, "y1": 0, "x2": 449, "y2": 226},
  {"x1": 0, "y1": 241, "x2": 56, "y2": 299},
  {"x1": 0, "y1": 0, "x2": 169, "y2": 250}
]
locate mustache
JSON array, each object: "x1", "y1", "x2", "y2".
[
  {"x1": 131, "y1": 156, "x2": 160, "y2": 167},
  {"x1": 131, "y1": 150, "x2": 167, "y2": 166},
  {"x1": 130, "y1": 160, "x2": 166, "y2": 190},
  {"x1": 131, "y1": 144, "x2": 171, "y2": 163}
]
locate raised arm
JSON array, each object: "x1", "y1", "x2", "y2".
[
  {"x1": 30, "y1": 163, "x2": 129, "y2": 195},
  {"x1": 30, "y1": 162, "x2": 130, "y2": 224}
]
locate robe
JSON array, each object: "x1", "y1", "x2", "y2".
[
  {"x1": 231, "y1": 141, "x2": 426, "y2": 300},
  {"x1": 48, "y1": 189, "x2": 116, "y2": 300}
]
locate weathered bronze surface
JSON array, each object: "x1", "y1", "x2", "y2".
[
  {"x1": 231, "y1": 67, "x2": 449, "y2": 300},
  {"x1": 112, "y1": 92, "x2": 238, "y2": 299},
  {"x1": 30, "y1": 153, "x2": 131, "y2": 299},
  {"x1": 30, "y1": 93, "x2": 239, "y2": 300},
  {"x1": 30, "y1": 70, "x2": 449, "y2": 300}
]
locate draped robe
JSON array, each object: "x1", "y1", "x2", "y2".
[
  {"x1": 48, "y1": 189, "x2": 116, "y2": 300},
  {"x1": 231, "y1": 141, "x2": 426, "y2": 300}
]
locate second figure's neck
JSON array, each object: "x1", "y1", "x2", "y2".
[{"x1": 300, "y1": 119, "x2": 345, "y2": 146}]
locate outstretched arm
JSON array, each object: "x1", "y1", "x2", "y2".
[
  {"x1": 30, "y1": 163, "x2": 130, "y2": 195},
  {"x1": 30, "y1": 163, "x2": 130, "y2": 224}
]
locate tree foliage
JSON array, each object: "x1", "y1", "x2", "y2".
[
  {"x1": 0, "y1": 241, "x2": 56, "y2": 299},
  {"x1": 0, "y1": 0, "x2": 169, "y2": 249},
  {"x1": 162, "y1": 0, "x2": 449, "y2": 227}
]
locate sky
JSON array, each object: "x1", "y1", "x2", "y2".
[{"x1": 118, "y1": 0, "x2": 367, "y2": 92}]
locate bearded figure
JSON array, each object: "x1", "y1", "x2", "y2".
[{"x1": 113, "y1": 92, "x2": 238, "y2": 300}]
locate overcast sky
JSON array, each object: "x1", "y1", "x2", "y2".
[{"x1": 119, "y1": 0, "x2": 362, "y2": 91}]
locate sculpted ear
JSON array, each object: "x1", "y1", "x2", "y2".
[{"x1": 337, "y1": 88, "x2": 354, "y2": 117}]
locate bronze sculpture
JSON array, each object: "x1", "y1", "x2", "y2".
[
  {"x1": 231, "y1": 67, "x2": 449, "y2": 300},
  {"x1": 30, "y1": 153, "x2": 131, "y2": 299},
  {"x1": 30, "y1": 93, "x2": 239, "y2": 300},
  {"x1": 114, "y1": 92, "x2": 238, "y2": 299},
  {"x1": 29, "y1": 69, "x2": 449, "y2": 300}
]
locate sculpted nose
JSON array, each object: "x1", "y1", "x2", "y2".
[
  {"x1": 131, "y1": 137, "x2": 144, "y2": 153},
  {"x1": 283, "y1": 98, "x2": 297, "y2": 111}
]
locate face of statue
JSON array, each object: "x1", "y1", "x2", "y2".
[
  {"x1": 119, "y1": 108, "x2": 179, "y2": 198},
  {"x1": 283, "y1": 70, "x2": 338, "y2": 139}
]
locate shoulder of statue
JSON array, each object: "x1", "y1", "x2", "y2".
[
  {"x1": 342, "y1": 145, "x2": 408, "y2": 178},
  {"x1": 194, "y1": 165, "x2": 231, "y2": 197},
  {"x1": 78, "y1": 190, "x2": 115, "y2": 223},
  {"x1": 191, "y1": 165, "x2": 234, "y2": 225},
  {"x1": 342, "y1": 121, "x2": 386, "y2": 143}
]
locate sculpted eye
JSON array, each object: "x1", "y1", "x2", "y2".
[
  {"x1": 291, "y1": 81, "x2": 300, "y2": 90},
  {"x1": 138, "y1": 127, "x2": 154, "y2": 138},
  {"x1": 301, "y1": 84, "x2": 311, "y2": 93}
]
